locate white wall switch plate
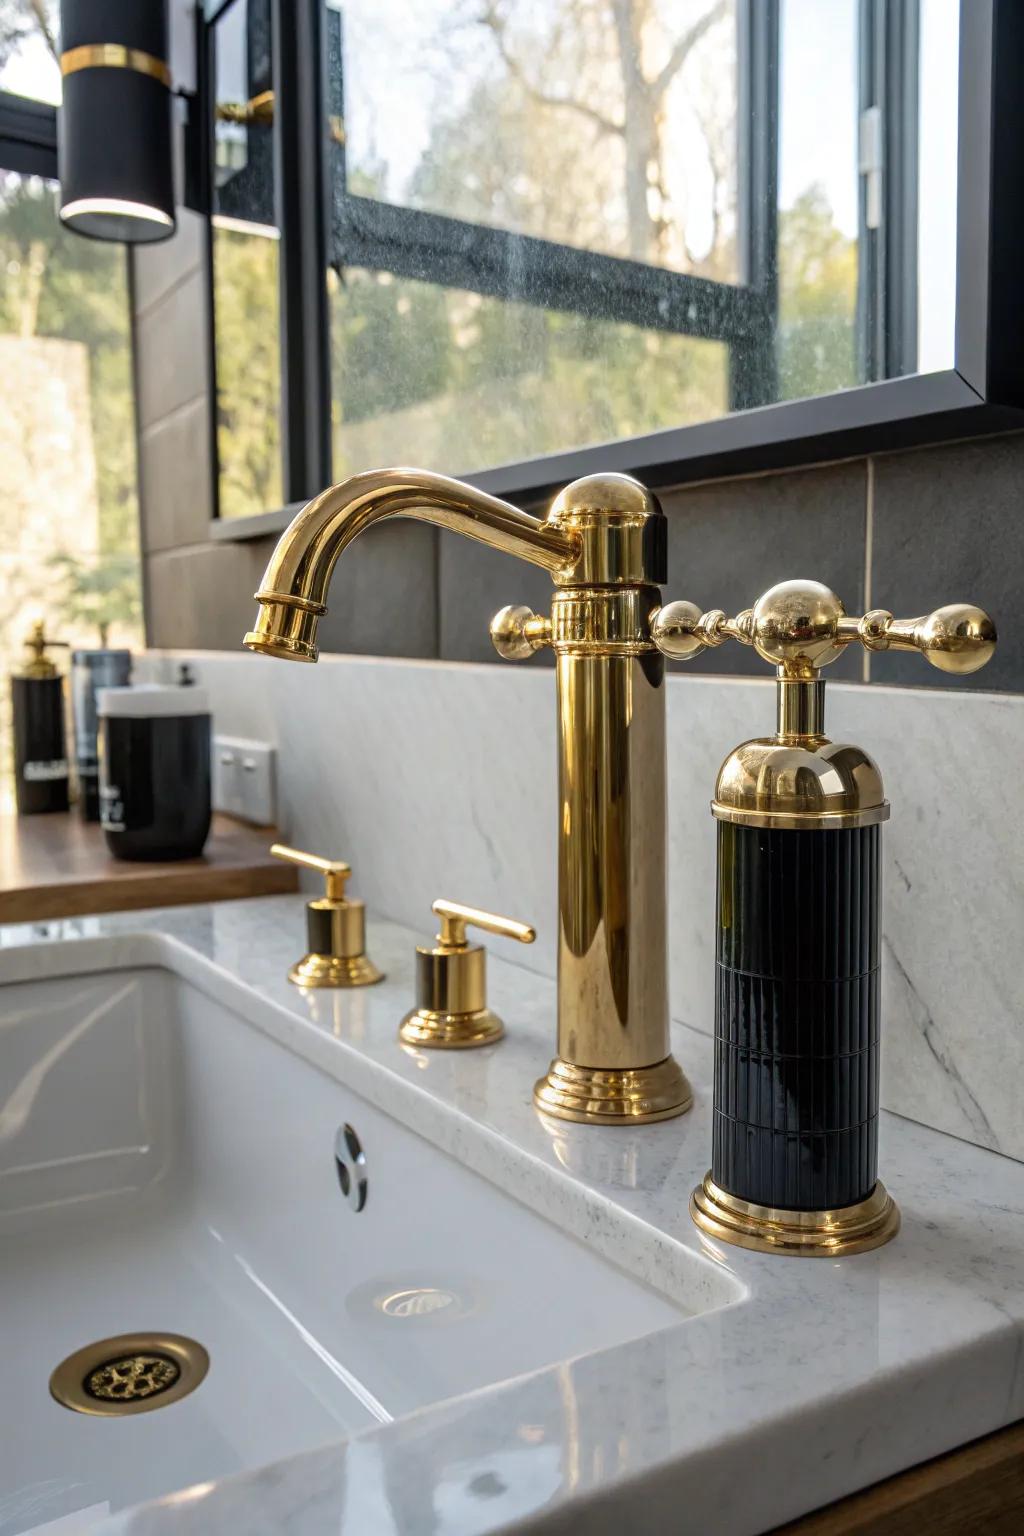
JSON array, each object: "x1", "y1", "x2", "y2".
[{"x1": 212, "y1": 736, "x2": 276, "y2": 825}]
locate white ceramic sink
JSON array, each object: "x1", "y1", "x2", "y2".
[{"x1": 0, "y1": 964, "x2": 705, "y2": 1533}]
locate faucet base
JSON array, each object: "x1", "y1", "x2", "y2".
[
  {"x1": 690, "y1": 1174, "x2": 900, "y2": 1257},
  {"x1": 533, "y1": 1056, "x2": 692, "y2": 1125},
  {"x1": 399, "y1": 1006, "x2": 504, "y2": 1050},
  {"x1": 288, "y1": 953, "x2": 384, "y2": 989}
]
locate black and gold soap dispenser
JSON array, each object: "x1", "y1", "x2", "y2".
[
  {"x1": 12, "y1": 621, "x2": 70, "y2": 815},
  {"x1": 680, "y1": 580, "x2": 996, "y2": 1257}
]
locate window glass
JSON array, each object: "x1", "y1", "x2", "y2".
[
  {"x1": 341, "y1": 0, "x2": 738, "y2": 278},
  {"x1": 0, "y1": 2, "x2": 61, "y2": 105},
  {"x1": 211, "y1": 0, "x2": 282, "y2": 517},
  {"x1": 776, "y1": 0, "x2": 859, "y2": 401},
  {"x1": 917, "y1": 0, "x2": 958, "y2": 374},
  {"x1": 330, "y1": 0, "x2": 736, "y2": 475},
  {"x1": 0, "y1": 173, "x2": 141, "y2": 809},
  {"x1": 329, "y1": 268, "x2": 726, "y2": 479}
]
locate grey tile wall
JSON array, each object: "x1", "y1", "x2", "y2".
[
  {"x1": 869, "y1": 434, "x2": 1023, "y2": 692},
  {"x1": 439, "y1": 537, "x2": 555, "y2": 665},
  {"x1": 661, "y1": 460, "x2": 868, "y2": 681},
  {"x1": 139, "y1": 397, "x2": 214, "y2": 554}
]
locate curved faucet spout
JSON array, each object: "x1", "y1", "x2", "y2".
[{"x1": 243, "y1": 467, "x2": 580, "y2": 662}]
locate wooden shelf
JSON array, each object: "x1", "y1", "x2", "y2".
[{"x1": 0, "y1": 812, "x2": 297, "y2": 923}]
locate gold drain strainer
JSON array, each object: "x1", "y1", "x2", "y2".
[{"x1": 50, "y1": 1333, "x2": 209, "y2": 1417}]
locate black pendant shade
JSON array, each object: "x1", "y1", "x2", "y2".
[{"x1": 58, "y1": 0, "x2": 176, "y2": 243}]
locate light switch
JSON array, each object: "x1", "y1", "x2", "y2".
[{"x1": 212, "y1": 736, "x2": 276, "y2": 825}]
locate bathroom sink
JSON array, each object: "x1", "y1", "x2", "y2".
[{"x1": 0, "y1": 963, "x2": 696, "y2": 1533}]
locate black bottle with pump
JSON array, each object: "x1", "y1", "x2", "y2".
[
  {"x1": 11, "y1": 622, "x2": 69, "y2": 815},
  {"x1": 685, "y1": 580, "x2": 997, "y2": 1258}
]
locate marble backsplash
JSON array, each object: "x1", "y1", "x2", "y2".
[{"x1": 142, "y1": 649, "x2": 1024, "y2": 1164}]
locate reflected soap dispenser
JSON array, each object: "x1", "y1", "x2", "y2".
[
  {"x1": 11, "y1": 622, "x2": 70, "y2": 815},
  {"x1": 683, "y1": 581, "x2": 996, "y2": 1257}
]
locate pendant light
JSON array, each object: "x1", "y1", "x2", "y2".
[{"x1": 58, "y1": 0, "x2": 176, "y2": 243}]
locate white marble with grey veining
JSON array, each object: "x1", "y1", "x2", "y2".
[
  {"x1": 140, "y1": 649, "x2": 1024, "y2": 1163},
  {"x1": 2, "y1": 895, "x2": 1024, "y2": 1536}
]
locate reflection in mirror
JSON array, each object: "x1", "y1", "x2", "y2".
[
  {"x1": 211, "y1": 0, "x2": 282, "y2": 519},
  {"x1": 325, "y1": 0, "x2": 959, "y2": 480}
]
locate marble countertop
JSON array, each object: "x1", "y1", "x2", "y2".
[{"x1": 3, "y1": 894, "x2": 1023, "y2": 1536}]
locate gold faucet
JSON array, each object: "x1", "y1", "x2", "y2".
[{"x1": 245, "y1": 468, "x2": 719, "y2": 1124}]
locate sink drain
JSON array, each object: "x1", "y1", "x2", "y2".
[{"x1": 50, "y1": 1333, "x2": 209, "y2": 1417}]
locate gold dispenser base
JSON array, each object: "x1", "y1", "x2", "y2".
[
  {"x1": 533, "y1": 1056, "x2": 693, "y2": 1125},
  {"x1": 399, "y1": 1005, "x2": 504, "y2": 1050},
  {"x1": 690, "y1": 1174, "x2": 900, "y2": 1257},
  {"x1": 288, "y1": 952, "x2": 383, "y2": 989}
]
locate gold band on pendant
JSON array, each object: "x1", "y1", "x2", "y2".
[{"x1": 60, "y1": 44, "x2": 171, "y2": 88}]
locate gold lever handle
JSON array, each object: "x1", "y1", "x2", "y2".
[
  {"x1": 649, "y1": 601, "x2": 751, "y2": 660},
  {"x1": 432, "y1": 898, "x2": 536, "y2": 950},
  {"x1": 271, "y1": 843, "x2": 351, "y2": 901},
  {"x1": 835, "y1": 604, "x2": 997, "y2": 673},
  {"x1": 490, "y1": 605, "x2": 553, "y2": 660},
  {"x1": 216, "y1": 90, "x2": 275, "y2": 125}
]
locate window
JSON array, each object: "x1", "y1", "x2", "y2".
[
  {"x1": 0, "y1": 8, "x2": 142, "y2": 809},
  {"x1": 204, "y1": 0, "x2": 960, "y2": 518}
]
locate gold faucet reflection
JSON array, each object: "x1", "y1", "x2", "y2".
[{"x1": 244, "y1": 467, "x2": 700, "y2": 1123}]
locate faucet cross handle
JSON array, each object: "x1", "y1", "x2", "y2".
[{"x1": 651, "y1": 583, "x2": 997, "y2": 678}]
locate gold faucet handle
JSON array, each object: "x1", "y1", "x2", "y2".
[
  {"x1": 653, "y1": 584, "x2": 997, "y2": 678},
  {"x1": 271, "y1": 843, "x2": 351, "y2": 902},
  {"x1": 735, "y1": 582, "x2": 996, "y2": 676},
  {"x1": 271, "y1": 844, "x2": 383, "y2": 988},
  {"x1": 432, "y1": 898, "x2": 536, "y2": 950},
  {"x1": 490, "y1": 605, "x2": 553, "y2": 660},
  {"x1": 400, "y1": 899, "x2": 536, "y2": 1050},
  {"x1": 649, "y1": 601, "x2": 752, "y2": 660},
  {"x1": 837, "y1": 604, "x2": 997, "y2": 674}
]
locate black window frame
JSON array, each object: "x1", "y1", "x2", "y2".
[
  {"x1": 196, "y1": 0, "x2": 1024, "y2": 535},
  {"x1": 0, "y1": 92, "x2": 58, "y2": 179}
]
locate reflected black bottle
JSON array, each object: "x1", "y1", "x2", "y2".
[{"x1": 11, "y1": 623, "x2": 69, "y2": 816}]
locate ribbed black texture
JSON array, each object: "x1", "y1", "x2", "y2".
[{"x1": 711, "y1": 822, "x2": 881, "y2": 1211}]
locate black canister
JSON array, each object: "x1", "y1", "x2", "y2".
[
  {"x1": 97, "y1": 685, "x2": 211, "y2": 861},
  {"x1": 11, "y1": 623, "x2": 69, "y2": 815},
  {"x1": 71, "y1": 649, "x2": 132, "y2": 821}
]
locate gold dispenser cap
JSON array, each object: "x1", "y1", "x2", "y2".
[
  {"x1": 400, "y1": 898, "x2": 536, "y2": 1050},
  {"x1": 19, "y1": 620, "x2": 68, "y2": 679},
  {"x1": 655, "y1": 581, "x2": 996, "y2": 830},
  {"x1": 271, "y1": 844, "x2": 384, "y2": 988}
]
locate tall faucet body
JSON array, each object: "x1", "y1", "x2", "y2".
[{"x1": 245, "y1": 469, "x2": 692, "y2": 1124}]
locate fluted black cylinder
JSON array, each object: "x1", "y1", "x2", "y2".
[{"x1": 711, "y1": 821, "x2": 881, "y2": 1211}]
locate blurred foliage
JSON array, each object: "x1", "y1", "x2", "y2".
[
  {"x1": 777, "y1": 185, "x2": 858, "y2": 400},
  {"x1": 212, "y1": 226, "x2": 283, "y2": 519},
  {"x1": 48, "y1": 551, "x2": 142, "y2": 647},
  {"x1": 0, "y1": 174, "x2": 140, "y2": 563}
]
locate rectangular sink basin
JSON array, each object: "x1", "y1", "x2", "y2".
[{"x1": 0, "y1": 965, "x2": 720, "y2": 1532}]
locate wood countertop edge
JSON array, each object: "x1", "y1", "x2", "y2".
[{"x1": 0, "y1": 814, "x2": 298, "y2": 923}]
